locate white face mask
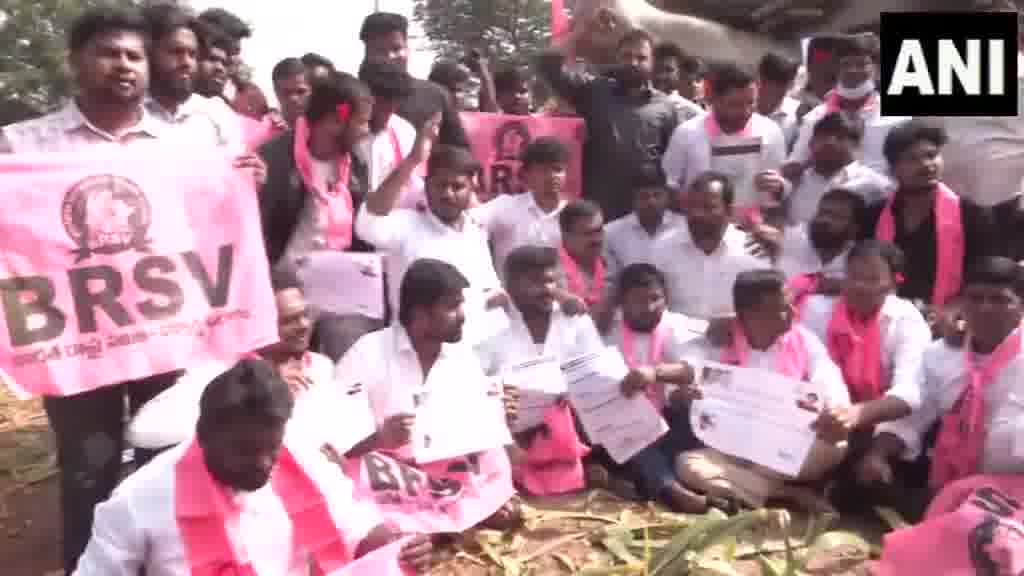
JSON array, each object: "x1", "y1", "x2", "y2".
[{"x1": 836, "y1": 79, "x2": 876, "y2": 100}]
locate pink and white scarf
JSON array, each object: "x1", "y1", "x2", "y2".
[
  {"x1": 826, "y1": 297, "x2": 884, "y2": 403},
  {"x1": 558, "y1": 245, "x2": 605, "y2": 306},
  {"x1": 620, "y1": 315, "x2": 668, "y2": 411},
  {"x1": 875, "y1": 183, "x2": 963, "y2": 307},
  {"x1": 720, "y1": 322, "x2": 808, "y2": 380},
  {"x1": 293, "y1": 106, "x2": 355, "y2": 251}
]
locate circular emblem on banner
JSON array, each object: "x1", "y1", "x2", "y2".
[{"x1": 62, "y1": 174, "x2": 152, "y2": 262}]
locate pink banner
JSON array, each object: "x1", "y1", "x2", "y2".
[
  {"x1": 874, "y1": 474, "x2": 1024, "y2": 575},
  {"x1": 346, "y1": 448, "x2": 515, "y2": 534},
  {"x1": 459, "y1": 112, "x2": 585, "y2": 202},
  {"x1": 329, "y1": 536, "x2": 411, "y2": 576},
  {"x1": 0, "y1": 144, "x2": 278, "y2": 398}
]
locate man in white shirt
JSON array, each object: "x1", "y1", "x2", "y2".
[
  {"x1": 356, "y1": 59, "x2": 424, "y2": 209},
  {"x1": 357, "y1": 137, "x2": 507, "y2": 339},
  {"x1": 607, "y1": 264, "x2": 717, "y2": 512},
  {"x1": 857, "y1": 257, "x2": 1024, "y2": 521},
  {"x1": 661, "y1": 63, "x2": 788, "y2": 218},
  {"x1": 474, "y1": 137, "x2": 571, "y2": 281},
  {"x1": 657, "y1": 172, "x2": 769, "y2": 319},
  {"x1": 75, "y1": 358, "x2": 433, "y2": 576},
  {"x1": 787, "y1": 34, "x2": 909, "y2": 177},
  {"x1": 756, "y1": 53, "x2": 801, "y2": 152},
  {"x1": 784, "y1": 111, "x2": 891, "y2": 225},
  {"x1": 676, "y1": 270, "x2": 851, "y2": 511},
  {"x1": 603, "y1": 164, "x2": 687, "y2": 293},
  {"x1": 340, "y1": 259, "x2": 522, "y2": 530}
]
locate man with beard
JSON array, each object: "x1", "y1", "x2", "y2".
[
  {"x1": 787, "y1": 34, "x2": 909, "y2": 177},
  {"x1": 75, "y1": 358, "x2": 435, "y2": 575},
  {"x1": 193, "y1": 22, "x2": 232, "y2": 100},
  {"x1": 784, "y1": 111, "x2": 891, "y2": 226},
  {"x1": 0, "y1": 8, "x2": 176, "y2": 573},
  {"x1": 258, "y1": 71, "x2": 382, "y2": 361},
  {"x1": 142, "y1": 3, "x2": 245, "y2": 152},
  {"x1": 657, "y1": 171, "x2": 768, "y2": 320},
  {"x1": 197, "y1": 7, "x2": 252, "y2": 107},
  {"x1": 359, "y1": 12, "x2": 469, "y2": 147},
  {"x1": 653, "y1": 42, "x2": 703, "y2": 121},
  {"x1": 538, "y1": 22, "x2": 680, "y2": 221}
]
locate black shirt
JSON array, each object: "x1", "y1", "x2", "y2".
[{"x1": 861, "y1": 193, "x2": 995, "y2": 304}]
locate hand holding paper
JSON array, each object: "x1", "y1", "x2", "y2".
[{"x1": 379, "y1": 413, "x2": 416, "y2": 449}]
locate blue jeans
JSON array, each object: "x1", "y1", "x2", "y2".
[{"x1": 626, "y1": 408, "x2": 699, "y2": 498}]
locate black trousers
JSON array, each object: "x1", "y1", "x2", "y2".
[{"x1": 43, "y1": 370, "x2": 179, "y2": 574}]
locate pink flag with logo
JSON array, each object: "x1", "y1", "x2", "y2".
[
  {"x1": 873, "y1": 474, "x2": 1024, "y2": 575},
  {"x1": 460, "y1": 112, "x2": 585, "y2": 202},
  {"x1": 344, "y1": 448, "x2": 515, "y2": 534},
  {"x1": 0, "y1": 143, "x2": 278, "y2": 398}
]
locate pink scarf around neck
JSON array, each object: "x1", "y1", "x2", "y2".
[
  {"x1": 293, "y1": 116, "x2": 354, "y2": 250},
  {"x1": 875, "y1": 183, "x2": 963, "y2": 307},
  {"x1": 175, "y1": 440, "x2": 350, "y2": 575},
  {"x1": 704, "y1": 112, "x2": 754, "y2": 139},
  {"x1": 930, "y1": 326, "x2": 1023, "y2": 489},
  {"x1": 826, "y1": 297, "x2": 884, "y2": 403},
  {"x1": 621, "y1": 315, "x2": 667, "y2": 411},
  {"x1": 720, "y1": 322, "x2": 808, "y2": 380},
  {"x1": 518, "y1": 401, "x2": 590, "y2": 496},
  {"x1": 558, "y1": 245, "x2": 605, "y2": 306},
  {"x1": 787, "y1": 273, "x2": 821, "y2": 319},
  {"x1": 823, "y1": 90, "x2": 878, "y2": 114}
]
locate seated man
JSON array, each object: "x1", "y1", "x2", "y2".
[
  {"x1": 557, "y1": 199, "x2": 611, "y2": 318},
  {"x1": 477, "y1": 246, "x2": 602, "y2": 496},
  {"x1": 607, "y1": 263, "x2": 715, "y2": 512},
  {"x1": 75, "y1": 358, "x2": 432, "y2": 575},
  {"x1": 857, "y1": 257, "x2": 1024, "y2": 522},
  {"x1": 676, "y1": 269, "x2": 851, "y2": 511}
]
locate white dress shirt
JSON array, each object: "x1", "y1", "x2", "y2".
[
  {"x1": 786, "y1": 161, "x2": 893, "y2": 225},
  {"x1": 354, "y1": 205, "x2": 501, "y2": 316},
  {"x1": 338, "y1": 324, "x2": 494, "y2": 427},
  {"x1": 661, "y1": 111, "x2": 787, "y2": 208},
  {"x1": 603, "y1": 310, "x2": 708, "y2": 364},
  {"x1": 1, "y1": 100, "x2": 163, "y2": 153},
  {"x1": 603, "y1": 211, "x2": 687, "y2": 284},
  {"x1": 765, "y1": 96, "x2": 801, "y2": 152},
  {"x1": 476, "y1": 302, "x2": 603, "y2": 374},
  {"x1": 788, "y1": 98, "x2": 910, "y2": 175},
  {"x1": 73, "y1": 440, "x2": 379, "y2": 576},
  {"x1": 656, "y1": 224, "x2": 770, "y2": 319},
  {"x1": 800, "y1": 294, "x2": 930, "y2": 409},
  {"x1": 776, "y1": 225, "x2": 850, "y2": 281},
  {"x1": 145, "y1": 94, "x2": 244, "y2": 152},
  {"x1": 471, "y1": 192, "x2": 566, "y2": 282},
  {"x1": 687, "y1": 325, "x2": 852, "y2": 410},
  {"x1": 354, "y1": 115, "x2": 425, "y2": 209},
  {"x1": 877, "y1": 329, "x2": 1024, "y2": 474}
]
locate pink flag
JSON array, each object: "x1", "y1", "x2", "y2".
[
  {"x1": 551, "y1": 0, "x2": 569, "y2": 43},
  {"x1": 874, "y1": 474, "x2": 1024, "y2": 575},
  {"x1": 328, "y1": 536, "x2": 411, "y2": 576},
  {"x1": 344, "y1": 448, "x2": 515, "y2": 534},
  {"x1": 460, "y1": 112, "x2": 585, "y2": 202},
  {"x1": 0, "y1": 144, "x2": 278, "y2": 398}
]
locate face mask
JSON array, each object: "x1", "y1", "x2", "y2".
[{"x1": 836, "y1": 79, "x2": 875, "y2": 100}]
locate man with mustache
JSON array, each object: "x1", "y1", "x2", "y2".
[
  {"x1": 193, "y1": 23, "x2": 232, "y2": 101},
  {"x1": 538, "y1": 18, "x2": 680, "y2": 221}
]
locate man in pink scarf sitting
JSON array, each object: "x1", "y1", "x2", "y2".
[
  {"x1": 675, "y1": 269, "x2": 851, "y2": 512},
  {"x1": 74, "y1": 358, "x2": 433, "y2": 575}
]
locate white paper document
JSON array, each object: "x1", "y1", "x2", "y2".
[
  {"x1": 500, "y1": 356, "x2": 568, "y2": 432},
  {"x1": 561, "y1": 347, "x2": 668, "y2": 464},
  {"x1": 294, "y1": 382, "x2": 377, "y2": 455},
  {"x1": 413, "y1": 379, "x2": 513, "y2": 463},
  {"x1": 460, "y1": 289, "x2": 512, "y2": 345},
  {"x1": 298, "y1": 251, "x2": 385, "y2": 319},
  {"x1": 690, "y1": 360, "x2": 820, "y2": 477}
]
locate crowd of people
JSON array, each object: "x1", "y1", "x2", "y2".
[{"x1": 4, "y1": 2, "x2": 1024, "y2": 575}]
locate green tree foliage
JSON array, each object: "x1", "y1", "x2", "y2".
[{"x1": 413, "y1": 0, "x2": 562, "y2": 65}]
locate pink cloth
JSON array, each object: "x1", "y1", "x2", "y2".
[
  {"x1": 874, "y1": 474, "x2": 1024, "y2": 576},
  {"x1": 175, "y1": 440, "x2": 350, "y2": 575},
  {"x1": 0, "y1": 145, "x2": 278, "y2": 398},
  {"x1": 517, "y1": 401, "x2": 589, "y2": 496},
  {"x1": 293, "y1": 117, "x2": 354, "y2": 251},
  {"x1": 558, "y1": 245, "x2": 605, "y2": 306},
  {"x1": 240, "y1": 115, "x2": 281, "y2": 151},
  {"x1": 826, "y1": 297, "x2": 884, "y2": 403},
  {"x1": 721, "y1": 322, "x2": 808, "y2": 380},
  {"x1": 823, "y1": 90, "x2": 879, "y2": 114},
  {"x1": 787, "y1": 273, "x2": 821, "y2": 319},
  {"x1": 875, "y1": 183, "x2": 963, "y2": 307},
  {"x1": 344, "y1": 448, "x2": 515, "y2": 534},
  {"x1": 930, "y1": 327, "x2": 1022, "y2": 489},
  {"x1": 621, "y1": 316, "x2": 667, "y2": 411}
]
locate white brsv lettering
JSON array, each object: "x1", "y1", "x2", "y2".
[
  {"x1": 888, "y1": 40, "x2": 935, "y2": 95},
  {"x1": 938, "y1": 39, "x2": 980, "y2": 95}
]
